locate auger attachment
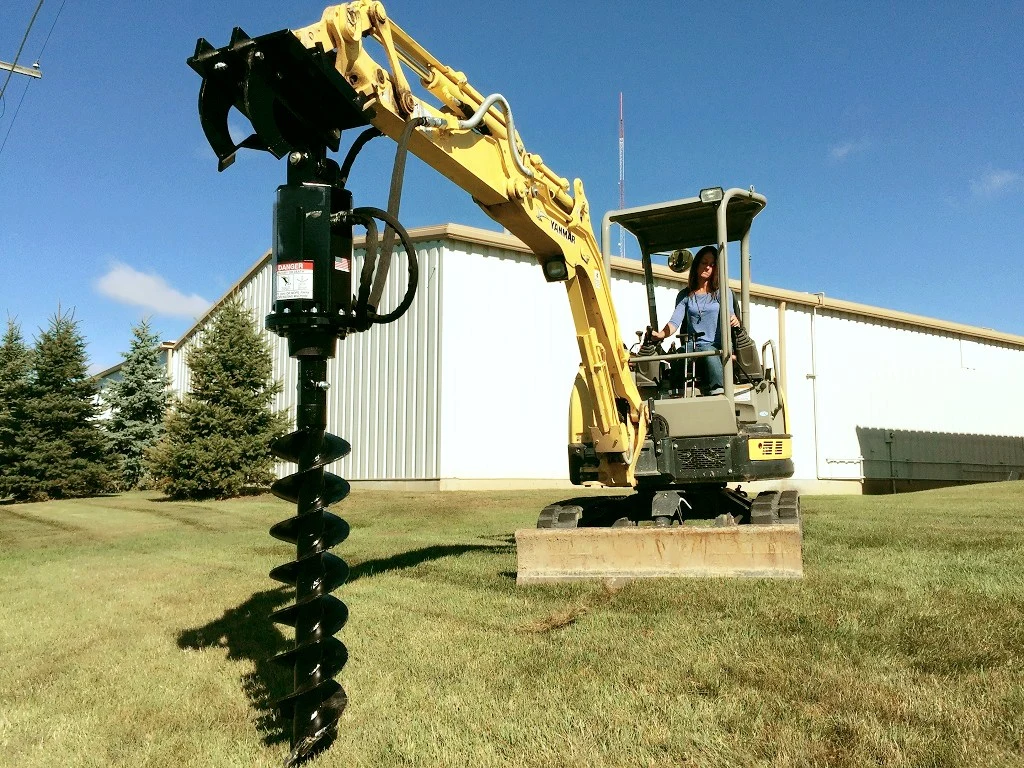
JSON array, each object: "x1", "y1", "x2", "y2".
[
  {"x1": 269, "y1": 359, "x2": 352, "y2": 763},
  {"x1": 189, "y1": 28, "x2": 422, "y2": 766}
]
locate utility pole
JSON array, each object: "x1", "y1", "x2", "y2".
[
  {"x1": 0, "y1": 61, "x2": 42, "y2": 80},
  {"x1": 0, "y1": 60, "x2": 43, "y2": 157}
]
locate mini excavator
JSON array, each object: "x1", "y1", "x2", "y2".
[{"x1": 188, "y1": 3, "x2": 801, "y2": 763}]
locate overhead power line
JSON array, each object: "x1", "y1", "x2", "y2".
[
  {"x1": 0, "y1": 78, "x2": 33, "y2": 157},
  {"x1": 37, "y1": 0, "x2": 67, "y2": 59},
  {"x1": 0, "y1": 0, "x2": 68, "y2": 163},
  {"x1": 0, "y1": 0, "x2": 46, "y2": 104}
]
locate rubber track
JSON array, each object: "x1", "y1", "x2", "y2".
[
  {"x1": 750, "y1": 490, "x2": 801, "y2": 526},
  {"x1": 536, "y1": 503, "x2": 583, "y2": 529}
]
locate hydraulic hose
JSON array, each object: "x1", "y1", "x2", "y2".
[
  {"x1": 367, "y1": 117, "x2": 428, "y2": 311},
  {"x1": 351, "y1": 211, "x2": 379, "y2": 324},
  {"x1": 337, "y1": 206, "x2": 418, "y2": 327},
  {"x1": 339, "y1": 126, "x2": 382, "y2": 186},
  {"x1": 456, "y1": 93, "x2": 534, "y2": 180},
  {"x1": 357, "y1": 206, "x2": 418, "y2": 324}
]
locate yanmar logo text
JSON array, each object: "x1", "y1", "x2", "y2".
[{"x1": 550, "y1": 220, "x2": 576, "y2": 243}]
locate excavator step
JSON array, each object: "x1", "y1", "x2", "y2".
[{"x1": 515, "y1": 525, "x2": 803, "y2": 584}]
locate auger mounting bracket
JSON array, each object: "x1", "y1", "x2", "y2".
[{"x1": 187, "y1": 27, "x2": 372, "y2": 171}]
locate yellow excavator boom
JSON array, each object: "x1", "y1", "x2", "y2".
[{"x1": 291, "y1": 1, "x2": 646, "y2": 486}]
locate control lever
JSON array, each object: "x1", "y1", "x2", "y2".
[{"x1": 637, "y1": 326, "x2": 661, "y2": 356}]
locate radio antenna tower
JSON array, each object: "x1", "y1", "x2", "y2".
[{"x1": 618, "y1": 92, "x2": 625, "y2": 258}]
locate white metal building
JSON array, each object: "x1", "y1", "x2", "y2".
[{"x1": 165, "y1": 223, "x2": 1024, "y2": 493}]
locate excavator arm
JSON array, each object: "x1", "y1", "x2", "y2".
[{"x1": 189, "y1": 0, "x2": 645, "y2": 486}]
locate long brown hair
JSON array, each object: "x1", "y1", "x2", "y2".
[{"x1": 688, "y1": 245, "x2": 720, "y2": 294}]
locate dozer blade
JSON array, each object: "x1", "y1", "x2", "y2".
[{"x1": 515, "y1": 525, "x2": 802, "y2": 585}]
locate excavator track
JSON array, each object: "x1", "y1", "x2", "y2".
[
  {"x1": 536, "y1": 503, "x2": 584, "y2": 529},
  {"x1": 536, "y1": 487, "x2": 798, "y2": 529},
  {"x1": 749, "y1": 489, "x2": 801, "y2": 526}
]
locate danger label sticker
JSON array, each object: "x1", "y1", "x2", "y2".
[{"x1": 276, "y1": 261, "x2": 314, "y2": 300}]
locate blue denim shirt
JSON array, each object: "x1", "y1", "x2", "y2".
[{"x1": 668, "y1": 287, "x2": 734, "y2": 347}]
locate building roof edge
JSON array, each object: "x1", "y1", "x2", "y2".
[{"x1": 170, "y1": 222, "x2": 1024, "y2": 351}]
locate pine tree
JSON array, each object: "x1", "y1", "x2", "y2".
[
  {"x1": 16, "y1": 310, "x2": 114, "y2": 501},
  {"x1": 148, "y1": 298, "x2": 287, "y2": 499},
  {"x1": 104, "y1": 319, "x2": 170, "y2": 490},
  {"x1": 0, "y1": 319, "x2": 33, "y2": 499}
]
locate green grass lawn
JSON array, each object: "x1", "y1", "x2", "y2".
[{"x1": 1, "y1": 483, "x2": 1022, "y2": 767}]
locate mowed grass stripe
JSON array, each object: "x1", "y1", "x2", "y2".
[{"x1": 0, "y1": 485, "x2": 1022, "y2": 767}]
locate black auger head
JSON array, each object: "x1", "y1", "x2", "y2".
[{"x1": 187, "y1": 28, "x2": 373, "y2": 171}]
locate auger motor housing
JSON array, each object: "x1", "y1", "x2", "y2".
[{"x1": 266, "y1": 154, "x2": 356, "y2": 358}]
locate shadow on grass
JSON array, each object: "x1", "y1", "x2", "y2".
[
  {"x1": 348, "y1": 543, "x2": 511, "y2": 582},
  {"x1": 152, "y1": 487, "x2": 269, "y2": 503},
  {"x1": 176, "y1": 543, "x2": 510, "y2": 745},
  {"x1": 476, "y1": 533, "x2": 516, "y2": 545},
  {"x1": 177, "y1": 587, "x2": 294, "y2": 746}
]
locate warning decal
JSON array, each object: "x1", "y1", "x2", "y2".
[{"x1": 276, "y1": 261, "x2": 314, "y2": 300}]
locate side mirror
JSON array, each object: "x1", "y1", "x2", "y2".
[{"x1": 668, "y1": 249, "x2": 692, "y2": 274}]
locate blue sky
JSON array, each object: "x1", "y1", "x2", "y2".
[{"x1": 1, "y1": 0, "x2": 1021, "y2": 371}]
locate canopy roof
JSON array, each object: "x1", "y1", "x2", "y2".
[{"x1": 608, "y1": 190, "x2": 766, "y2": 254}]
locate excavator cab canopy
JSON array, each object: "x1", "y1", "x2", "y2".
[
  {"x1": 601, "y1": 187, "x2": 769, "y2": 406},
  {"x1": 606, "y1": 188, "x2": 765, "y2": 255},
  {"x1": 601, "y1": 187, "x2": 767, "y2": 335}
]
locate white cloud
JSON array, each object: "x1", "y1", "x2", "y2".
[
  {"x1": 830, "y1": 138, "x2": 871, "y2": 160},
  {"x1": 95, "y1": 262, "x2": 210, "y2": 318},
  {"x1": 970, "y1": 168, "x2": 1019, "y2": 197}
]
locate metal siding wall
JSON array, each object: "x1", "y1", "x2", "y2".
[
  {"x1": 801, "y1": 309, "x2": 1024, "y2": 481},
  {"x1": 437, "y1": 241, "x2": 578, "y2": 479},
  {"x1": 780, "y1": 308, "x2": 818, "y2": 481},
  {"x1": 170, "y1": 243, "x2": 441, "y2": 480},
  {"x1": 171, "y1": 234, "x2": 1024, "y2": 489},
  {"x1": 858, "y1": 428, "x2": 1024, "y2": 485}
]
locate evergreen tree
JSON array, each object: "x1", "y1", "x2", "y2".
[
  {"x1": 0, "y1": 319, "x2": 33, "y2": 499},
  {"x1": 104, "y1": 319, "x2": 170, "y2": 490},
  {"x1": 148, "y1": 298, "x2": 287, "y2": 499},
  {"x1": 16, "y1": 310, "x2": 114, "y2": 500}
]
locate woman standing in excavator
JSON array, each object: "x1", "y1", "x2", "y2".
[{"x1": 650, "y1": 245, "x2": 740, "y2": 395}]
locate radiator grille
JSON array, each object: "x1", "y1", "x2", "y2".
[{"x1": 677, "y1": 446, "x2": 727, "y2": 469}]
